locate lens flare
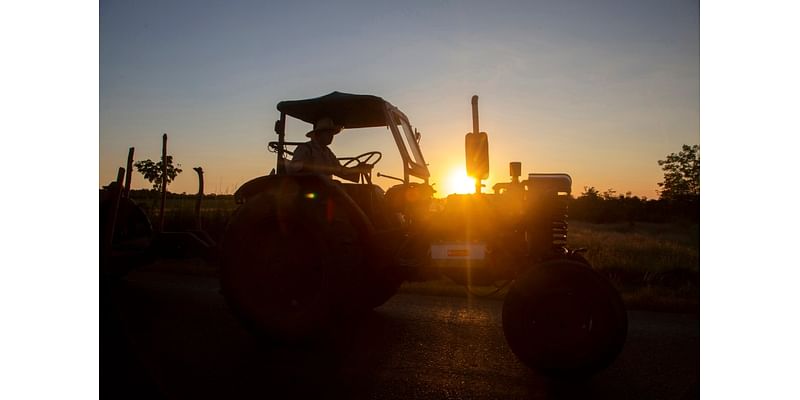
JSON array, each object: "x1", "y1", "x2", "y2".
[{"x1": 445, "y1": 168, "x2": 475, "y2": 195}]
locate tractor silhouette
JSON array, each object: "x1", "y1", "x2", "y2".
[{"x1": 220, "y1": 92, "x2": 627, "y2": 376}]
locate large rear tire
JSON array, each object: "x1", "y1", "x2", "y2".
[
  {"x1": 220, "y1": 175, "x2": 380, "y2": 341},
  {"x1": 502, "y1": 259, "x2": 627, "y2": 377}
]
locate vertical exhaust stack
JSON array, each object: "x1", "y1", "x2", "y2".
[
  {"x1": 471, "y1": 95, "x2": 479, "y2": 138},
  {"x1": 471, "y1": 95, "x2": 480, "y2": 194}
]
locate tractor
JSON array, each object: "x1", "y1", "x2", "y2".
[{"x1": 220, "y1": 92, "x2": 628, "y2": 376}]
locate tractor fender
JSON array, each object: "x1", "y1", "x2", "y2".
[
  {"x1": 233, "y1": 174, "x2": 375, "y2": 238},
  {"x1": 233, "y1": 174, "x2": 375, "y2": 237},
  {"x1": 234, "y1": 174, "x2": 275, "y2": 204}
]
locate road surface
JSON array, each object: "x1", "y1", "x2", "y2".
[{"x1": 103, "y1": 260, "x2": 699, "y2": 399}]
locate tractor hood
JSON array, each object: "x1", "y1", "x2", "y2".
[{"x1": 277, "y1": 91, "x2": 393, "y2": 129}]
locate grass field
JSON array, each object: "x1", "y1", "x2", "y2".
[
  {"x1": 569, "y1": 221, "x2": 699, "y2": 312},
  {"x1": 128, "y1": 195, "x2": 699, "y2": 312},
  {"x1": 401, "y1": 221, "x2": 699, "y2": 312},
  {"x1": 132, "y1": 195, "x2": 237, "y2": 241}
]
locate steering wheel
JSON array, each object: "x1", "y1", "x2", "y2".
[{"x1": 341, "y1": 151, "x2": 383, "y2": 184}]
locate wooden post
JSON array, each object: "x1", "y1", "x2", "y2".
[
  {"x1": 193, "y1": 167, "x2": 204, "y2": 230},
  {"x1": 101, "y1": 167, "x2": 126, "y2": 269},
  {"x1": 158, "y1": 133, "x2": 167, "y2": 233},
  {"x1": 123, "y1": 147, "x2": 134, "y2": 198},
  {"x1": 276, "y1": 112, "x2": 286, "y2": 174}
]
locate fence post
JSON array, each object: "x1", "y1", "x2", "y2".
[
  {"x1": 101, "y1": 167, "x2": 126, "y2": 270},
  {"x1": 158, "y1": 133, "x2": 167, "y2": 232},
  {"x1": 193, "y1": 167, "x2": 204, "y2": 230},
  {"x1": 123, "y1": 147, "x2": 134, "y2": 198}
]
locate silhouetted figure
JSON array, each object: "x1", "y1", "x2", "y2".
[{"x1": 288, "y1": 117, "x2": 370, "y2": 182}]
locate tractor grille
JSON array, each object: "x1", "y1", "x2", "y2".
[{"x1": 527, "y1": 191, "x2": 569, "y2": 259}]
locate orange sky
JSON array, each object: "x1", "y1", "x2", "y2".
[{"x1": 100, "y1": 1, "x2": 698, "y2": 199}]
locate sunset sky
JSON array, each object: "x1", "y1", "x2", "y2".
[
  {"x1": 8, "y1": 2, "x2": 798, "y2": 396},
  {"x1": 100, "y1": 0, "x2": 698, "y2": 198}
]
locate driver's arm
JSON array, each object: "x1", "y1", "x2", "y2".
[
  {"x1": 334, "y1": 163, "x2": 367, "y2": 183},
  {"x1": 293, "y1": 159, "x2": 348, "y2": 179},
  {"x1": 291, "y1": 144, "x2": 367, "y2": 182},
  {"x1": 287, "y1": 144, "x2": 312, "y2": 174},
  {"x1": 326, "y1": 146, "x2": 368, "y2": 183}
]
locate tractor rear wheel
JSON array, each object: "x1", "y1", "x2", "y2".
[
  {"x1": 220, "y1": 175, "x2": 380, "y2": 341},
  {"x1": 502, "y1": 259, "x2": 627, "y2": 377}
]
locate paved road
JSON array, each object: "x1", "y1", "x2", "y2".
[{"x1": 103, "y1": 261, "x2": 699, "y2": 399}]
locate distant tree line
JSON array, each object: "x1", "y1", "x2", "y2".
[
  {"x1": 127, "y1": 189, "x2": 233, "y2": 201},
  {"x1": 117, "y1": 144, "x2": 699, "y2": 224},
  {"x1": 569, "y1": 144, "x2": 700, "y2": 223},
  {"x1": 568, "y1": 188, "x2": 698, "y2": 223}
]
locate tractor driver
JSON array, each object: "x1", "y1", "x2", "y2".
[{"x1": 287, "y1": 117, "x2": 371, "y2": 182}]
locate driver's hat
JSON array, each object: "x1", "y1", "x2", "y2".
[{"x1": 306, "y1": 117, "x2": 343, "y2": 137}]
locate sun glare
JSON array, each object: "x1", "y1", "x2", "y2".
[{"x1": 445, "y1": 168, "x2": 476, "y2": 195}]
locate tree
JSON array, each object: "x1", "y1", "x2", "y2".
[
  {"x1": 602, "y1": 188, "x2": 617, "y2": 200},
  {"x1": 657, "y1": 144, "x2": 700, "y2": 200},
  {"x1": 580, "y1": 186, "x2": 600, "y2": 199},
  {"x1": 134, "y1": 156, "x2": 183, "y2": 191}
]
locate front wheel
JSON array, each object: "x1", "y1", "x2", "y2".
[{"x1": 502, "y1": 259, "x2": 627, "y2": 376}]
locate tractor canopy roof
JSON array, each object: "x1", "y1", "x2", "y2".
[
  {"x1": 277, "y1": 91, "x2": 394, "y2": 129},
  {"x1": 276, "y1": 91, "x2": 429, "y2": 182}
]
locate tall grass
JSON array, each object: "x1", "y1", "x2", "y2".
[
  {"x1": 401, "y1": 221, "x2": 700, "y2": 312},
  {"x1": 132, "y1": 195, "x2": 237, "y2": 241},
  {"x1": 568, "y1": 221, "x2": 699, "y2": 274},
  {"x1": 567, "y1": 221, "x2": 699, "y2": 312}
]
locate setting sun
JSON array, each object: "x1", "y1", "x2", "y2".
[{"x1": 443, "y1": 168, "x2": 476, "y2": 195}]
